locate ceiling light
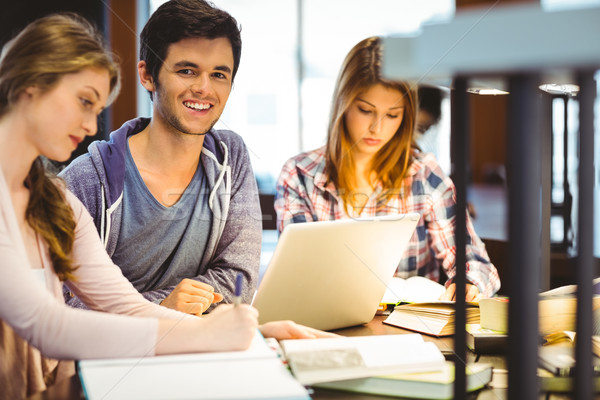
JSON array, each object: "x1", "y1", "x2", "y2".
[
  {"x1": 466, "y1": 87, "x2": 509, "y2": 95},
  {"x1": 539, "y1": 83, "x2": 580, "y2": 96}
]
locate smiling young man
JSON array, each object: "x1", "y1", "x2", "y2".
[{"x1": 59, "y1": 0, "x2": 262, "y2": 315}]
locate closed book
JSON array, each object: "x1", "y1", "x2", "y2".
[
  {"x1": 383, "y1": 302, "x2": 480, "y2": 336},
  {"x1": 465, "y1": 323, "x2": 508, "y2": 354},
  {"x1": 479, "y1": 295, "x2": 600, "y2": 336},
  {"x1": 314, "y1": 361, "x2": 493, "y2": 400},
  {"x1": 280, "y1": 334, "x2": 445, "y2": 385}
]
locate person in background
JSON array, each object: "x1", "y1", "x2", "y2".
[
  {"x1": 0, "y1": 12, "x2": 331, "y2": 399},
  {"x1": 413, "y1": 85, "x2": 444, "y2": 155},
  {"x1": 275, "y1": 36, "x2": 500, "y2": 301},
  {"x1": 60, "y1": 0, "x2": 260, "y2": 315}
]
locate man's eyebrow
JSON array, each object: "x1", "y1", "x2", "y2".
[
  {"x1": 357, "y1": 97, "x2": 404, "y2": 110},
  {"x1": 215, "y1": 65, "x2": 232, "y2": 74},
  {"x1": 173, "y1": 60, "x2": 199, "y2": 69}
]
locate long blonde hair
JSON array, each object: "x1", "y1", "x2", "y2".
[
  {"x1": 325, "y1": 36, "x2": 417, "y2": 212},
  {"x1": 0, "y1": 13, "x2": 120, "y2": 280}
]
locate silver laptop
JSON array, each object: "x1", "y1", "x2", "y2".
[{"x1": 252, "y1": 214, "x2": 420, "y2": 331}]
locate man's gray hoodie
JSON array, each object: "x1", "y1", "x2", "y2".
[{"x1": 60, "y1": 117, "x2": 261, "y2": 307}]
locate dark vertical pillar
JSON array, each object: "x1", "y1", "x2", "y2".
[
  {"x1": 540, "y1": 93, "x2": 552, "y2": 291},
  {"x1": 562, "y1": 97, "x2": 572, "y2": 251},
  {"x1": 507, "y1": 73, "x2": 542, "y2": 400},
  {"x1": 574, "y1": 70, "x2": 596, "y2": 400},
  {"x1": 451, "y1": 76, "x2": 468, "y2": 400}
]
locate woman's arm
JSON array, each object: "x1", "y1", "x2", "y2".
[{"x1": 420, "y1": 157, "x2": 501, "y2": 298}]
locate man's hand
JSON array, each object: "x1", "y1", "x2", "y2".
[
  {"x1": 258, "y1": 320, "x2": 340, "y2": 340},
  {"x1": 160, "y1": 278, "x2": 224, "y2": 315},
  {"x1": 439, "y1": 283, "x2": 481, "y2": 302}
]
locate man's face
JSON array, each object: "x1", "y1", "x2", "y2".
[{"x1": 151, "y1": 36, "x2": 234, "y2": 136}]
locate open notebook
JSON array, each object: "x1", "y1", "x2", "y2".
[
  {"x1": 252, "y1": 214, "x2": 420, "y2": 331},
  {"x1": 77, "y1": 332, "x2": 309, "y2": 400}
]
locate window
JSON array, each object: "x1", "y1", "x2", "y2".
[{"x1": 146, "y1": 0, "x2": 454, "y2": 192}]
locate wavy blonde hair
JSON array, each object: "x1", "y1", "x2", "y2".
[
  {"x1": 0, "y1": 13, "x2": 120, "y2": 280},
  {"x1": 325, "y1": 36, "x2": 417, "y2": 212}
]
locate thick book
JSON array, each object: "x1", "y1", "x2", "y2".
[
  {"x1": 77, "y1": 332, "x2": 310, "y2": 400},
  {"x1": 314, "y1": 361, "x2": 493, "y2": 400},
  {"x1": 479, "y1": 295, "x2": 600, "y2": 335},
  {"x1": 383, "y1": 302, "x2": 480, "y2": 336},
  {"x1": 465, "y1": 323, "x2": 508, "y2": 354},
  {"x1": 279, "y1": 333, "x2": 446, "y2": 385}
]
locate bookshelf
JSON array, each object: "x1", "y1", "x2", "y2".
[{"x1": 383, "y1": 3, "x2": 600, "y2": 399}]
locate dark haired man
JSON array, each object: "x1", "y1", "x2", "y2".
[{"x1": 61, "y1": 0, "x2": 261, "y2": 315}]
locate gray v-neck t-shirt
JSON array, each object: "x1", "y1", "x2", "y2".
[{"x1": 110, "y1": 142, "x2": 212, "y2": 292}]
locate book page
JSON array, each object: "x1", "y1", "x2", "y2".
[
  {"x1": 79, "y1": 357, "x2": 309, "y2": 400},
  {"x1": 381, "y1": 276, "x2": 445, "y2": 304}
]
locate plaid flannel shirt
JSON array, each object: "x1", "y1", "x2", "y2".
[{"x1": 275, "y1": 147, "x2": 500, "y2": 297}]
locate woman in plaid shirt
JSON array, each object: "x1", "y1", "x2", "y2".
[{"x1": 275, "y1": 37, "x2": 500, "y2": 300}]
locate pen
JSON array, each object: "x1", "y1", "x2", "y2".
[{"x1": 233, "y1": 272, "x2": 243, "y2": 306}]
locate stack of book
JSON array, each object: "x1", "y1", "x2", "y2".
[
  {"x1": 280, "y1": 334, "x2": 446, "y2": 385},
  {"x1": 477, "y1": 281, "x2": 600, "y2": 392},
  {"x1": 537, "y1": 344, "x2": 600, "y2": 392},
  {"x1": 479, "y1": 284, "x2": 600, "y2": 336},
  {"x1": 383, "y1": 301, "x2": 480, "y2": 336},
  {"x1": 279, "y1": 333, "x2": 493, "y2": 399}
]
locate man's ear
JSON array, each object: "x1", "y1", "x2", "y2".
[{"x1": 138, "y1": 61, "x2": 155, "y2": 92}]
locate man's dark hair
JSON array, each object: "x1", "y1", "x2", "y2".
[
  {"x1": 140, "y1": 0, "x2": 241, "y2": 98},
  {"x1": 417, "y1": 86, "x2": 443, "y2": 125}
]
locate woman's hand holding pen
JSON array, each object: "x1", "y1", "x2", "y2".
[
  {"x1": 194, "y1": 304, "x2": 259, "y2": 352},
  {"x1": 160, "y1": 278, "x2": 224, "y2": 315},
  {"x1": 154, "y1": 303, "x2": 258, "y2": 355}
]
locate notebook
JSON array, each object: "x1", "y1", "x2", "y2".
[
  {"x1": 78, "y1": 332, "x2": 310, "y2": 400},
  {"x1": 252, "y1": 214, "x2": 420, "y2": 331}
]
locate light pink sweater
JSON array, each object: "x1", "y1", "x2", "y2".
[{"x1": 0, "y1": 171, "x2": 189, "y2": 397}]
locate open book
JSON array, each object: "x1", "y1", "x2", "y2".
[
  {"x1": 279, "y1": 334, "x2": 445, "y2": 385},
  {"x1": 377, "y1": 276, "x2": 446, "y2": 315},
  {"x1": 314, "y1": 361, "x2": 493, "y2": 400},
  {"x1": 78, "y1": 332, "x2": 309, "y2": 400},
  {"x1": 383, "y1": 302, "x2": 480, "y2": 336},
  {"x1": 381, "y1": 276, "x2": 446, "y2": 305}
]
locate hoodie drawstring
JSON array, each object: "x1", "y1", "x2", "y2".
[{"x1": 209, "y1": 141, "x2": 229, "y2": 211}]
